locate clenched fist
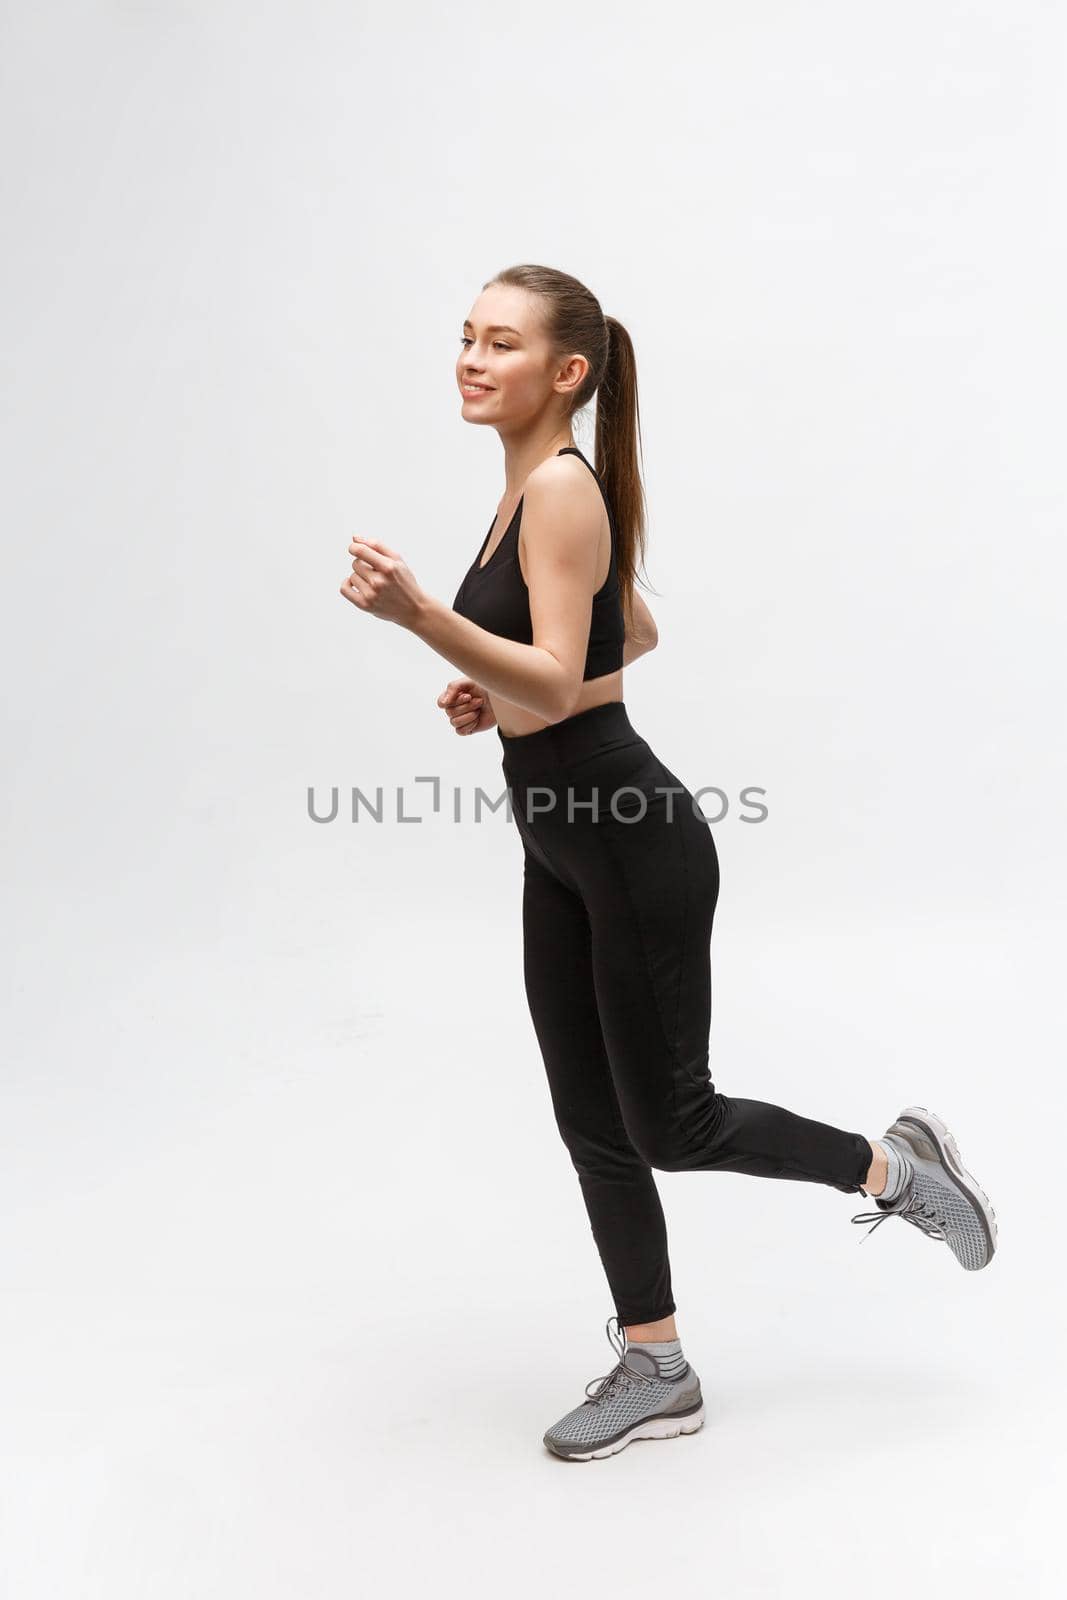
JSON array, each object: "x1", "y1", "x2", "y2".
[
  {"x1": 437, "y1": 678, "x2": 497, "y2": 735},
  {"x1": 340, "y1": 536, "x2": 425, "y2": 629}
]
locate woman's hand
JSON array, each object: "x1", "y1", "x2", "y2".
[
  {"x1": 437, "y1": 678, "x2": 497, "y2": 735},
  {"x1": 340, "y1": 536, "x2": 426, "y2": 629}
]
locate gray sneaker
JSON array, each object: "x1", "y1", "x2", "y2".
[
  {"x1": 543, "y1": 1315, "x2": 705, "y2": 1461},
  {"x1": 851, "y1": 1104, "x2": 998, "y2": 1270}
]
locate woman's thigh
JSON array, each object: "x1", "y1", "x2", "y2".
[
  {"x1": 523, "y1": 742, "x2": 721, "y2": 1140},
  {"x1": 519, "y1": 841, "x2": 641, "y2": 1164}
]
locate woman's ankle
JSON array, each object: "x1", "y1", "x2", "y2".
[
  {"x1": 863, "y1": 1139, "x2": 888, "y2": 1196},
  {"x1": 624, "y1": 1315, "x2": 678, "y2": 1342}
]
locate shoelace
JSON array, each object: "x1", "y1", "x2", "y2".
[
  {"x1": 851, "y1": 1181, "x2": 948, "y2": 1244},
  {"x1": 583, "y1": 1314, "x2": 657, "y2": 1406}
]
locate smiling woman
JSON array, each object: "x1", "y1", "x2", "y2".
[{"x1": 338, "y1": 260, "x2": 998, "y2": 1465}]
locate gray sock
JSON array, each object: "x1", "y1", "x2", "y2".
[
  {"x1": 875, "y1": 1137, "x2": 913, "y2": 1204},
  {"x1": 624, "y1": 1336, "x2": 688, "y2": 1382}
]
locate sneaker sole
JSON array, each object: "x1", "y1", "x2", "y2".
[
  {"x1": 896, "y1": 1104, "x2": 998, "y2": 1268},
  {"x1": 544, "y1": 1401, "x2": 706, "y2": 1461}
]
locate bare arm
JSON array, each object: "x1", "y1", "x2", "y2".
[
  {"x1": 412, "y1": 601, "x2": 575, "y2": 723},
  {"x1": 409, "y1": 464, "x2": 602, "y2": 724},
  {"x1": 622, "y1": 587, "x2": 658, "y2": 666}
]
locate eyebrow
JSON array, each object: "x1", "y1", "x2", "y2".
[{"x1": 463, "y1": 320, "x2": 523, "y2": 336}]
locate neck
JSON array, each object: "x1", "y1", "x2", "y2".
[{"x1": 499, "y1": 428, "x2": 576, "y2": 496}]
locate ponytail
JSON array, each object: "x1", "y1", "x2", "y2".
[{"x1": 485, "y1": 264, "x2": 653, "y2": 630}]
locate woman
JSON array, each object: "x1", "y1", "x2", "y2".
[{"x1": 340, "y1": 263, "x2": 998, "y2": 1463}]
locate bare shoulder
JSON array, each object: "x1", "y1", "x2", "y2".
[
  {"x1": 526, "y1": 450, "x2": 592, "y2": 494},
  {"x1": 520, "y1": 453, "x2": 602, "y2": 556}
]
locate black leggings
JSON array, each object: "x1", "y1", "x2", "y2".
[{"x1": 498, "y1": 700, "x2": 873, "y2": 1326}]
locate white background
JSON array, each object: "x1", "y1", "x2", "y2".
[{"x1": 2, "y1": 1, "x2": 1063, "y2": 1595}]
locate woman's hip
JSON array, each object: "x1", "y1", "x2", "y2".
[{"x1": 500, "y1": 704, "x2": 717, "y2": 888}]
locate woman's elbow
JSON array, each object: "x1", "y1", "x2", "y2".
[
  {"x1": 623, "y1": 627, "x2": 658, "y2": 663},
  {"x1": 554, "y1": 680, "x2": 585, "y2": 721}
]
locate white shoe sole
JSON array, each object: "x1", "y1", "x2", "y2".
[
  {"x1": 896, "y1": 1104, "x2": 998, "y2": 1266},
  {"x1": 545, "y1": 1402, "x2": 706, "y2": 1461}
]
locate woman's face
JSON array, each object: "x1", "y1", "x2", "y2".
[{"x1": 456, "y1": 287, "x2": 585, "y2": 428}]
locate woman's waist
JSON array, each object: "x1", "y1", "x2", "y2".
[{"x1": 497, "y1": 699, "x2": 643, "y2": 779}]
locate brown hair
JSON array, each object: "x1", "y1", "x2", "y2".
[{"x1": 484, "y1": 263, "x2": 654, "y2": 629}]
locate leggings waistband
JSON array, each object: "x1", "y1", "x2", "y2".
[{"x1": 497, "y1": 701, "x2": 641, "y2": 779}]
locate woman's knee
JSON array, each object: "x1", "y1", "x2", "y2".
[
  {"x1": 629, "y1": 1091, "x2": 730, "y2": 1171},
  {"x1": 553, "y1": 1115, "x2": 648, "y2": 1179},
  {"x1": 633, "y1": 1130, "x2": 690, "y2": 1172}
]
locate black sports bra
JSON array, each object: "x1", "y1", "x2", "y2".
[{"x1": 451, "y1": 446, "x2": 625, "y2": 680}]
